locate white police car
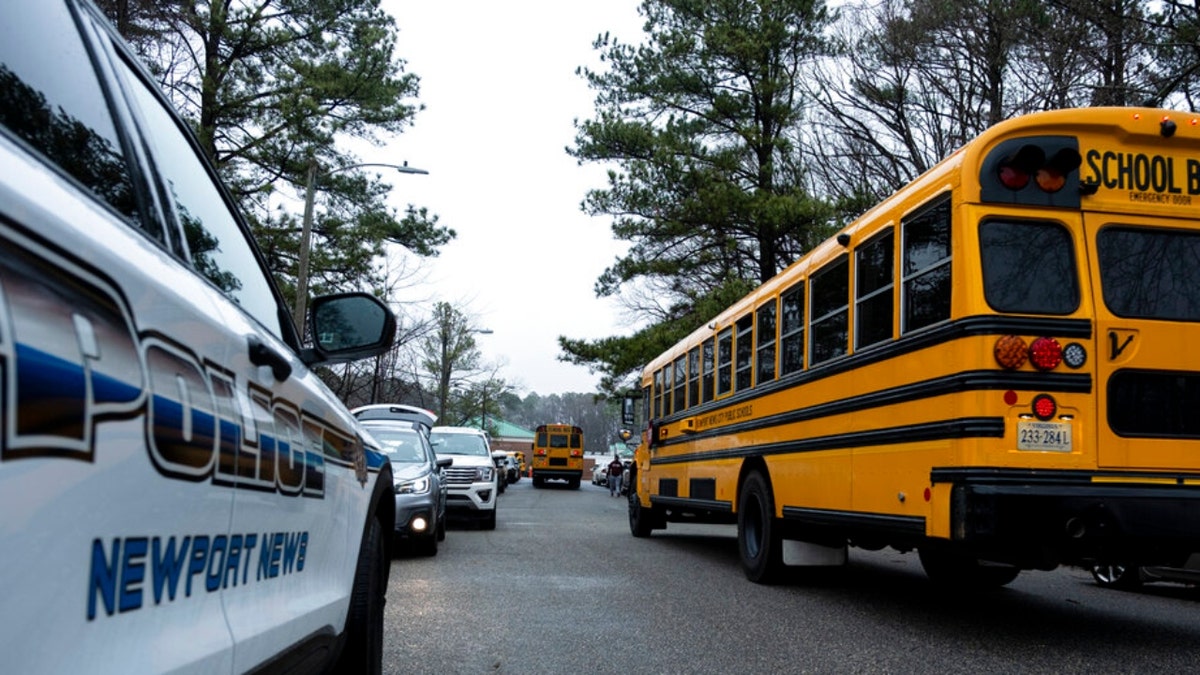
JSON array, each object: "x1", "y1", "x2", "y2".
[{"x1": 0, "y1": 2, "x2": 397, "y2": 673}]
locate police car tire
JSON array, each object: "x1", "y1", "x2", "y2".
[{"x1": 338, "y1": 517, "x2": 386, "y2": 674}]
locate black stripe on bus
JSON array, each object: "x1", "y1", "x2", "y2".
[
  {"x1": 656, "y1": 313, "x2": 1092, "y2": 428},
  {"x1": 651, "y1": 417, "x2": 1005, "y2": 466},
  {"x1": 931, "y1": 467, "x2": 1200, "y2": 485},
  {"x1": 657, "y1": 370, "x2": 1088, "y2": 449},
  {"x1": 650, "y1": 495, "x2": 733, "y2": 513},
  {"x1": 780, "y1": 507, "x2": 926, "y2": 536}
]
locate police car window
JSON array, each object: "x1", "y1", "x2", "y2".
[
  {"x1": 115, "y1": 55, "x2": 284, "y2": 338},
  {"x1": 0, "y1": 3, "x2": 139, "y2": 223}
]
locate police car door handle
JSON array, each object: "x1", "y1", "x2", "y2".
[{"x1": 248, "y1": 335, "x2": 293, "y2": 381}]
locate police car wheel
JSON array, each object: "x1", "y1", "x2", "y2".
[{"x1": 338, "y1": 517, "x2": 386, "y2": 673}]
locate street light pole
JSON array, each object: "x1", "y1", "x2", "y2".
[
  {"x1": 473, "y1": 328, "x2": 494, "y2": 431},
  {"x1": 293, "y1": 161, "x2": 429, "y2": 324}
]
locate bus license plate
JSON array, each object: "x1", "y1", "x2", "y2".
[{"x1": 1017, "y1": 421, "x2": 1072, "y2": 452}]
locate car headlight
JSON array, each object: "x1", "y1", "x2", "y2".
[
  {"x1": 395, "y1": 475, "x2": 431, "y2": 495},
  {"x1": 477, "y1": 467, "x2": 494, "y2": 482}
]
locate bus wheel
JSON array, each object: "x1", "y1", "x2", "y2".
[
  {"x1": 918, "y1": 547, "x2": 1020, "y2": 589},
  {"x1": 629, "y1": 486, "x2": 655, "y2": 538},
  {"x1": 738, "y1": 470, "x2": 784, "y2": 584}
]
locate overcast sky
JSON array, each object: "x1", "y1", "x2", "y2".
[{"x1": 372, "y1": 0, "x2": 648, "y2": 396}]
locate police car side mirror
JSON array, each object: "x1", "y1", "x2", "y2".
[{"x1": 301, "y1": 292, "x2": 396, "y2": 366}]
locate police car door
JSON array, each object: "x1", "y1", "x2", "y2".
[
  {"x1": 108, "y1": 49, "x2": 369, "y2": 672},
  {"x1": 0, "y1": 3, "x2": 243, "y2": 673}
]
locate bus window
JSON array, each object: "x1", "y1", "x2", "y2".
[
  {"x1": 663, "y1": 362, "x2": 675, "y2": 414},
  {"x1": 756, "y1": 300, "x2": 776, "y2": 384},
  {"x1": 702, "y1": 338, "x2": 715, "y2": 403},
  {"x1": 980, "y1": 220, "x2": 1078, "y2": 314},
  {"x1": 901, "y1": 199, "x2": 951, "y2": 333},
  {"x1": 810, "y1": 256, "x2": 848, "y2": 366},
  {"x1": 1098, "y1": 226, "x2": 1200, "y2": 320},
  {"x1": 716, "y1": 327, "x2": 733, "y2": 396},
  {"x1": 673, "y1": 355, "x2": 687, "y2": 411},
  {"x1": 687, "y1": 347, "x2": 700, "y2": 406},
  {"x1": 780, "y1": 280, "x2": 804, "y2": 375},
  {"x1": 855, "y1": 229, "x2": 894, "y2": 349},
  {"x1": 653, "y1": 369, "x2": 663, "y2": 419},
  {"x1": 735, "y1": 314, "x2": 753, "y2": 390}
]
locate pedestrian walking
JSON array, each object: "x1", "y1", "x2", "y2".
[{"x1": 607, "y1": 454, "x2": 625, "y2": 496}]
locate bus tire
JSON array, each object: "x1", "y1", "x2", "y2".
[
  {"x1": 569, "y1": 477, "x2": 581, "y2": 489},
  {"x1": 337, "y1": 517, "x2": 385, "y2": 674},
  {"x1": 738, "y1": 470, "x2": 785, "y2": 584},
  {"x1": 918, "y1": 547, "x2": 1020, "y2": 589},
  {"x1": 628, "y1": 486, "x2": 656, "y2": 538}
]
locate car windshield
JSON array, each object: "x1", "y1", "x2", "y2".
[
  {"x1": 364, "y1": 426, "x2": 427, "y2": 463},
  {"x1": 430, "y1": 433, "x2": 488, "y2": 456}
]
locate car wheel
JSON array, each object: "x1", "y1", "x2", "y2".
[
  {"x1": 738, "y1": 470, "x2": 785, "y2": 584},
  {"x1": 337, "y1": 517, "x2": 385, "y2": 674},
  {"x1": 1092, "y1": 563, "x2": 1142, "y2": 589},
  {"x1": 481, "y1": 509, "x2": 497, "y2": 530},
  {"x1": 918, "y1": 547, "x2": 1021, "y2": 589},
  {"x1": 436, "y1": 515, "x2": 446, "y2": 542},
  {"x1": 413, "y1": 533, "x2": 438, "y2": 557}
]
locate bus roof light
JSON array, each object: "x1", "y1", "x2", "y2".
[
  {"x1": 998, "y1": 144, "x2": 1045, "y2": 190},
  {"x1": 1161, "y1": 116, "x2": 1177, "y2": 137},
  {"x1": 1029, "y1": 337, "x2": 1063, "y2": 371}
]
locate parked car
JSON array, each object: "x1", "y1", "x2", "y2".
[
  {"x1": 492, "y1": 450, "x2": 509, "y2": 495},
  {"x1": 353, "y1": 403, "x2": 438, "y2": 436},
  {"x1": 429, "y1": 426, "x2": 499, "y2": 529},
  {"x1": 502, "y1": 454, "x2": 521, "y2": 484},
  {"x1": 361, "y1": 421, "x2": 453, "y2": 556},
  {"x1": 592, "y1": 463, "x2": 610, "y2": 486},
  {"x1": 509, "y1": 451, "x2": 527, "y2": 477},
  {"x1": 0, "y1": 2, "x2": 396, "y2": 670},
  {"x1": 1091, "y1": 554, "x2": 1200, "y2": 589}
]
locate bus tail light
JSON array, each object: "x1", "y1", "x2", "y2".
[
  {"x1": 1032, "y1": 394, "x2": 1057, "y2": 421},
  {"x1": 994, "y1": 335, "x2": 1028, "y2": 370},
  {"x1": 996, "y1": 145, "x2": 1082, "y2": 194},
  {"x1": 1029, "y1": 337, "x2": 1063, "y2": 371}
]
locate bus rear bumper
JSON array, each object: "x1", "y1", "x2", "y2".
[
  {"x1": 947, "y1": 476, "x2": 1200, "y2": 569},
  {"x1": 532, "y1": 469, "x2": 582, "y2": 480}
]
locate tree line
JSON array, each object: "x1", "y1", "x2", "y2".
[
  {"x1": 560, "y1": 0, "x2": 1200, "y2": 394},
  {"x1": 97, "y1": 0, "x2": 1200, "y2": 407}
]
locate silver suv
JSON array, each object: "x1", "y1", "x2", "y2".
[
  {"x1": 0, "y1": 2, "x2": 396, "y2": 671},
  {"x1": 429, "y1": 426, "x2": 499, "y2": 530}
]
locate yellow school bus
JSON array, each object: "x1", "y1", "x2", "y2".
[
  {"x1": 625, "y1": 107, "x2": 1200, "y2": 587},
  {"x1": 531, "y1": 424, "x2": 584, "y2": 489}
]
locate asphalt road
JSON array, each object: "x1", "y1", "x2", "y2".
[{"x1": 383, "y1": 477, "x2": 1200, "y2": 674}]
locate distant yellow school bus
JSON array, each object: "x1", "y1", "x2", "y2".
[
  {"x1": 625, "y1": 107, "x2": 1200, "y2": 587},
  {"x1": 531, "y1": 424, "x2": 584, "y2": 489}
]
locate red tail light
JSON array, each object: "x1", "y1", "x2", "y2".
[
  {"x1": 1032, "y1": 394, "x2": 1057, "y2": 420},
  {"x1": 1029, "y1": 337, "x2": 1063, "y2": 371}
]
